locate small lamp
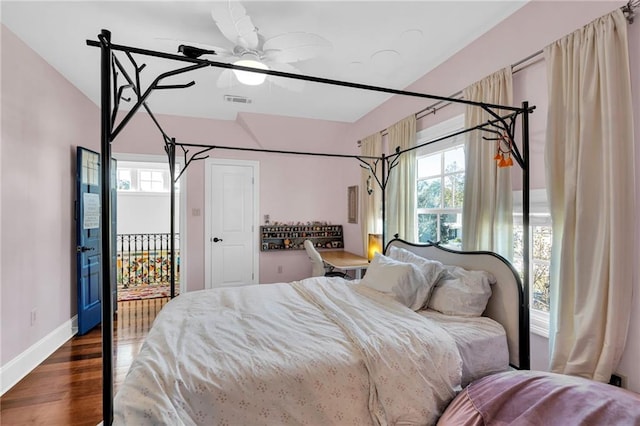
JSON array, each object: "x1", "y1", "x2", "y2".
[{"x1": 367, "y1": 233, "x2": 383, "y2": 261}]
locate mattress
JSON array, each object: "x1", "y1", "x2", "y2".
[{"x1": 418, "y1": 310, "x2": 509, "y2": 386}]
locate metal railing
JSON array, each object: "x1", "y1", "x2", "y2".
[{"x1": 116, "y1": 233, "x2": 180, "y2": 288}]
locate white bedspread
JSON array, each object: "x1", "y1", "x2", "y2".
[{"x1": 114, "y1": 278, "x2": 462, "y2": 426}]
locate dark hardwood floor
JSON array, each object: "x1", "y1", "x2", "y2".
[{"x1": 0, "y1": 297, "x2": 170, "y2": 425}]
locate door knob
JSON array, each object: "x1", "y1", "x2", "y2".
[
  {"x1": 212, "y1": 237, "x2": 223, "y2": 242},
  {"x1": 77, "y1": 246, "x2": 95, "y2": 252}
]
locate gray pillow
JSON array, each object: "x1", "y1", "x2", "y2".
[
  {"x1": 361, "y1": 252, "x2": 433, "y2": 310},
  {"x1": 386, "y1": 246, "x2": 447, "y2": 309},
  {"x1": 427, "y1": 265, "x2": 495, "y2": 317}
]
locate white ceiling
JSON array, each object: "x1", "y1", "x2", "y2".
[{"x1": 1, "y1": 1, "x2": 527, "y2": 123}]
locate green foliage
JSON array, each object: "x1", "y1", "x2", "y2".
[
  {"x1": 416, "y1": 161, "x2": 464, "y2": 245},
  {"x1": 417, "y1": 213, "x2": 461, "y2": 245},
  {"x1": 513, "y1": 225, "x2": 552, "y2": 312}
]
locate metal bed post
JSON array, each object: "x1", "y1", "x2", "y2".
[
  {"x1": 520, "y1": 101, "x2": 531, "y2": 370},
  {"x1": 99, "y1": 29, "x2": 114, "y2": 425},
  {"x1": 168, "y1": 139, "x2": 177, "y2": 299},
  {"x1": 381, "y1": 153, "x2": 387, "y2": 247}
]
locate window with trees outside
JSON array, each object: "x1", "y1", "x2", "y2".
[
  {"x1": 415, "y1": 115, "x2": 466, "y2": 249},
  {"x1": 416, "y1": 116, "x2": 552, "y2": 336},
  {"x1": 513, "y1": 189, "x2": 552, "y2": 336}
]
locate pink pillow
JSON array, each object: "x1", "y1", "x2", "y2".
[{"x1": 438, "y1": 370, "x2": 640, "y2": 425}]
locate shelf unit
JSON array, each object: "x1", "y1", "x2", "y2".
[{"x1": 260, "y1": 225, "x2": 343, "y2": 251}]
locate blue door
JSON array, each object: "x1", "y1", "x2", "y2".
[{"x1": 76, "y1": 147, "x2": 102, "y2": 335}]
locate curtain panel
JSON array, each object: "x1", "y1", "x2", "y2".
[
  {"x1": 462, "y1": 68, "x2": 514, "y2": 260},
  {"x1": 360, "y1": 132, "x2": 383, "y2": 255},
  {"x1": 545, "y1": 9, "x2": 635, "y2": 383},
  {"x1": 387, "y1": 115, "x2": 417, "y2": 242}
]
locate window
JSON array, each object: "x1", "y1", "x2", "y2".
[
  {"x1": 115, "y1": 162, "x2": 180, "y2": 193},
  {"x1": 513, "y1": 189, "x2": 552, "y2": 336},
  {"x1": 415, "y1": 117, "x2": 552, "y2": 336},
  {"x1": 139, "y1": 170, "x2": 165, "y2": 192},
  {"x1": 415, "y1": 115, "x2": 465, "y2": 248},
  {"x1": 117, "y1": 169, "x2": 132, "y2": 190}
]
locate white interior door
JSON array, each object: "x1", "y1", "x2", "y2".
[{"x1": 205, "y1": 159, "x2": 259, "y2": 288}]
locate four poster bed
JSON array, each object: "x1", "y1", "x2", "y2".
[
  {"x1": 113, "y1": 239, "x2": 526, "y2": 425},
  {"x1": 88, "y1": 30, "x2": 541, "y2": 424}
]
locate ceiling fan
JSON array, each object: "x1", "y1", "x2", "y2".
[{"x1": 179, "y1": 0, "x2": 332, "y2": 91}]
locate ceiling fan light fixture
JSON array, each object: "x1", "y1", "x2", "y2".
[{"x1": 232, "y1": 58, "x2": 269, "y2": 86}]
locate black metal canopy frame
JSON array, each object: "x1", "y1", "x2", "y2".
[{"x1": 87, "y1": 29, "x2": 534, "y2": 424}]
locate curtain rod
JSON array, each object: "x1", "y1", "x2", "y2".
[
  {"x1": 367, "y1": 49, "x2": 543, "y2": 141},
  {"x1": 413, "y1": 0, "x2": 638, "y2": 121},
  {"x1": 412, "y1": 49, "x2": 543, "y2": 122},
  {"x1": 369, "y1": 0, "x2": 639, "y2": 140}
]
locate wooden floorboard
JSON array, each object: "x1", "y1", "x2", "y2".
[{"x1": 0, "y1": 297, "x2": 170, "y2": 425}]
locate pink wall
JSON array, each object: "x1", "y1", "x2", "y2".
[
  {"x1": 1, "y1": 26, "x2": 100, "y2": 363},
  {"x1": 113, "y1": 111, "x2": 360, "y2": 287}
]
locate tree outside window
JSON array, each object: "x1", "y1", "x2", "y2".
[
  {"x1": 415, "y1": 115, "x2": 465, "y2": 248},
  {"x1": 416, "y1": 146, "x2": 464, "y2": 248},
  {"x1": 513, "y1": 219, "x2": 552, "y2": 313},
  {"x1": 512, "y1": 189, "x2": 552, "y2": 336}
]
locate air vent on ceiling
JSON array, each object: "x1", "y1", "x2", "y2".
[{"x1": 224, "y1": 94, "x2": 252, "y2": 104}]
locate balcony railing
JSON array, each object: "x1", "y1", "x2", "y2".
[{"x1": 116, "y1": 233, "x2": 180, "y2": 288}]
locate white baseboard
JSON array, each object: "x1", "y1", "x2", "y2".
[{"x1": 0, "y1": 315, "x2": 78, "y2": 395}]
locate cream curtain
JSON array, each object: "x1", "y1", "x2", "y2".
[
  {"x1": 545, "y1": 9, "x2": 635, "y2": 382},
  {"x1": 462, "y1": 68, "x2": 513, "y2": 260},
  {"x1": 360, "y1": 132, "x2": 383, "y2": 254},
  {"x1": 387, "y1": 115, "x2": 417, "y2": 241}
]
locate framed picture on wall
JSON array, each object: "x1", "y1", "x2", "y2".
[{"x1": 347, "y1": 185, "x2": 358, "y2": 224}]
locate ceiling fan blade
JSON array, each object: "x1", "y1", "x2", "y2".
[
  {"x1": 263, "y1": 32, "x2": 332, "y2": 63},
  {"x1": 211, "y1": 0, "x2": 259, "y2": 50},
  {"x1": 266, "y1": 63, "x2": 305, "y2": 92},
  {"x1": 216, "y1": 69, "x2": 241, "y2": 89}
]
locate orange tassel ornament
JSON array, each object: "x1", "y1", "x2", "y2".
[{"x1": 494, "y1": 132, "x2": 514, "y2": 168}]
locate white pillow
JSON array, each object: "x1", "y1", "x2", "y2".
[
  {"x1": 360, "y1": 252, "x2": 432, "y2": 310},
  {"x1": 387, "y1": 246, "x2": 447, "y2": 290},
  {"x1": 427, "y1": 265, "x2": 496, "y2": 317}
]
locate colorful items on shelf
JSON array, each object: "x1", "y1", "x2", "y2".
[{"x1": 261, "y1": 224, "x2": 344, "y2": 251}]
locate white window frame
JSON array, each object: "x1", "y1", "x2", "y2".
[
  {"x1": 415, "y1": 115, "x2": 465, "y2": 245},
  {"x1": 139, "y1": 169, "x2": 166, "y2": 192},
  {"x1": 514, "y1": 189, "x2": 551, "y2": 337},
  {"x1": 416, "y1": 117, "x2": 551, "y2": 337},
  {"x1": 115, "y1": 161, "x2": 181, "y2": 194}
]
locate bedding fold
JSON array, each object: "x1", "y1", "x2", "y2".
[
  {"x1": 292, "y1": 281, "x2": 462, "y2": 425},
  {"x1": 114, "y1": 278, "x2": 462, "y2": 426}
]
